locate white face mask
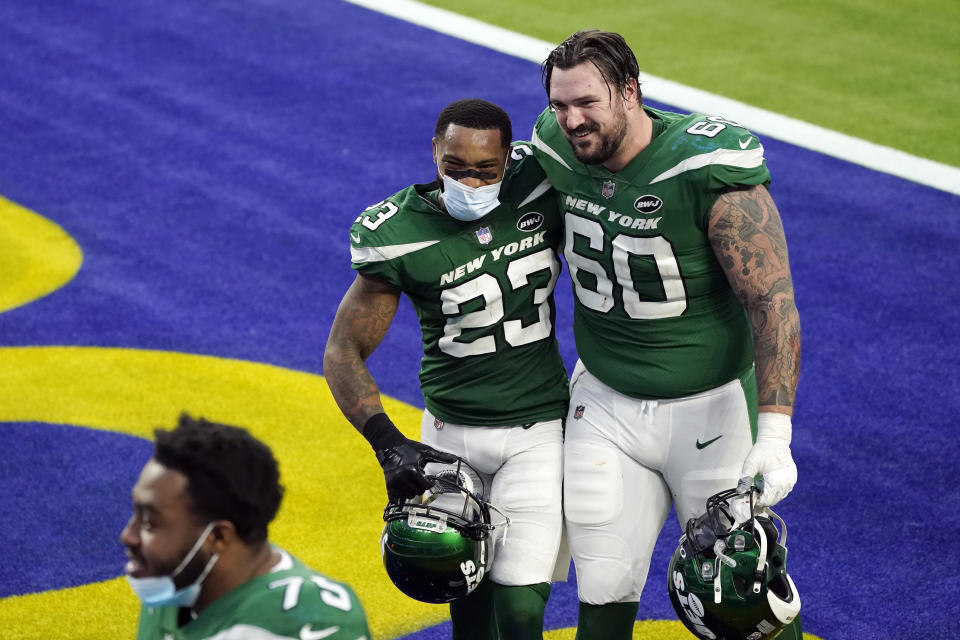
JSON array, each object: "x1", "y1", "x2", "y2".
[
  {"x1": 440, "y1": 175, "x2": 503, "y2": 221},
  {"x1": 126, "y1": 522, "x2": 219, "y2": 608}
]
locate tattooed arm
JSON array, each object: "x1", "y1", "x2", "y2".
[
  {"x1": 324, "y1": 274, "x2": 455, "y2": 500},
  {"x1": 322, "y1": 273, "x2": 401, "y2": 431},
  {"x1": 708, "y1": 184, "x2": 801, "y2": 415}
]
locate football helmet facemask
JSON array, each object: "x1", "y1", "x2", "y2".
[
  {"x1": 668, "y1": 486, "x2": 801, "y2": 640},
  {"x1": 380, "y1": 457, "x2": 506, "y2": 604}
]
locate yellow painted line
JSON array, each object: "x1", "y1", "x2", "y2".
[
  {"x1": 0, "y1": 346, "x2": 440, "y2": 640},
  {"x1": 0, "y1": 197, "x2": 82, "y2": 314},
  {"x1": 0, "y1": 347, "x2": 824, "y2": 638}
]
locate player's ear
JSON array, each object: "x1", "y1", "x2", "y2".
[
  {"x1": 621, "y1": 77, "x2": 639, "y2": 109},
  {"x1": 208, "y1": 520, "x2": 237, "y2": 552},
  {"x1": 432, "y1": 137, "x2": 438, "y2": 165}
]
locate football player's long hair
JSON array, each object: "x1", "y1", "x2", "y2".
[
  {"x1": 153, "y1": 413, "x2": 284, "y2": 545},
  {"x1": 542, "y1": 29, "x2": 642, "y2": 104}
]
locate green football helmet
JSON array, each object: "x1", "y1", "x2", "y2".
[
  {"x1": 668, "y1": 487, "x2": 801, "y2": 640},
  {"x1": 380, "y1": 458, "x2": 499, "y2": 604}
]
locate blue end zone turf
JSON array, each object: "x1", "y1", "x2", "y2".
[{"x1": 0, "y1": 423, "x2": 150, "y2": 596}]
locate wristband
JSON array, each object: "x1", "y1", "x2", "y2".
[
  {"x1": 757, "y1": 412, "x2": 792, "y2": 440},
  {"x1": 361, "y1": 413, "x2": 406, "y2": 452}
]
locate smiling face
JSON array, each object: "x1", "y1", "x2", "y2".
[
  {"x1": 119, "y1": 459, "x2": 209, "y2": 582},
  {"x1": 548, "y1": 61, "x2": 635, "y2": 167},
  {"x1": 433, "y1": 124, "x2": 509, "y2": 189}
]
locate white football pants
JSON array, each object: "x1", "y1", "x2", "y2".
[
  {"x1": 564, "y1": 361, "x2": 754, "y2": 604},
  {"x1": 421, "y1": 409, "x2": 564, "y2": 587}
]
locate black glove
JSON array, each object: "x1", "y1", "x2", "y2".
[{"x1": 362, "y1": 413, "x2": 458, "y2": 501}]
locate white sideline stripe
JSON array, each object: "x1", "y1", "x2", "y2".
[{"x1": 343, "y1": 0, "x2": 960, "y2": 196}]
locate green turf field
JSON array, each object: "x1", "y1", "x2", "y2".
[{"x1": 425, "y1": 0, "x2": 960, "y2": 168}]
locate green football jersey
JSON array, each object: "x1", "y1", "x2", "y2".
[
  {"x1": 135, "y1": 548, "x2": 370, "y2": 640},
  {"x1": 532, "y1": 106, "x2": 770, "y2": 399},
  {"x1": 350, "y1": 144, "x2": 568, "y2": 426}
]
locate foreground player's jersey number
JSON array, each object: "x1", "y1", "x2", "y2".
[
  {"x1": 565, "y1": 212, "x2": 687, "y2": 320},
  {"x1": 269, "y1": 574, "x2": 353, "y2": 612},
  {"x1": 440, "y1": 247, "x2": 560, "y2": 357}
]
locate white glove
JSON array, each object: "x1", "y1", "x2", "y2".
[{"x1": 739, "y1": 412, "x2": 797, "y2": 508}]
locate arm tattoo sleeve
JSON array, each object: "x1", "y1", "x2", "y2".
[
  {"x1": 323, "y1": 278, "x2": 400, "y2": 430},
  {"x1": 708, "y1": 186, "x2": 802, "y2": 411}
]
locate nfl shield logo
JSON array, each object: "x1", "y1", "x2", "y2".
[
  {"x1": 434, "y1": 417, "x2": 444, "y2": 430},
  {"x1": 476, "y1": 227, "x2": 493, "y2": 244},
  {"x1": 574, "y1": 404, "x2": 585, "y2": 419},
  {"x1": 601, "y1": 180, "x2": 616, "y2": 199}
]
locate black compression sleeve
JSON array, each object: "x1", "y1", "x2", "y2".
[{"x1": 361, "y1": 413, "x2": 406, "y2": 451}]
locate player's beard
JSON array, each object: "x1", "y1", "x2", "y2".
[{"x1": 567, "y1": 112, "x2": 628, "y2": 166}]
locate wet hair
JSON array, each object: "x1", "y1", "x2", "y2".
[
  {"x1": 542, "y1": 30, "x2": 642, "y2": 104},
  {"x1": 153, "y1": 413, "x2": 283, "y2": 545},
  {"x1": 434, "y1": 99, "x2": 512, "y2": 149}
]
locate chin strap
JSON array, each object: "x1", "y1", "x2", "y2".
[
  {"x1": 713, "y1": 539, "x2": 737, "y2": 604},
  {"x1": 714, "y1": 488, "x2": 789, "y2": 603},
  {"x1": 752, "y1": 519, "x2": 768, "y2": 594},
  {"x1": 768, "y1": 506, "x2": 787, "y2": 548},
  {"x1": 750, "y1": 505, "x2": 791, "y2": 596},
  {"x1": 487, "y1": 503, "x2": 512, "y2": 545},
  {"x1": 713, "y1": 485, "x2": 758, "y2": 603}
]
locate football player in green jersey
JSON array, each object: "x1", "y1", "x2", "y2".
[
  {"x1": 324, "y1": 99, "x2": 569, "y2": 640},
  {"x1": 121, "y1": 414, "x2": 371, "y2": 640},
  {"x1": 532, "y1": 31, "x2": 804, "y2": 639}
]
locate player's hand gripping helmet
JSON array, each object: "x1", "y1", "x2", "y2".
[
  {"x1": 380, "y1": 458, "x2": 505, "y2": 604},
  {"x1": 668, "y1": 486, "x2": 801, "y2": 640}
]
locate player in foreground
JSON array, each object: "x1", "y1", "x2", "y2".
[
  {"x1": 121, "y1": 413, "x2": 370, "y2": 640},
  {"x1": 532, "y1": 30, "x2": 804, "y2": 639},
  {"x1": 324, "y1": 98, "x2": 569, "y2": 639}
]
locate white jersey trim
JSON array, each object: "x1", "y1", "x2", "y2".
[
  {"x1": 203, "y1": 624, "x2": 295, "y2": 640},
  {"x1": 650, "y1": 146, "x2": 765, "y2": 184},
  {"x1": 530, "y1": 129, "x2": 571, "y2": 171},
  {"x1": 517, "y1": 177, "x2": 552, "y2": 208},
  {"x1": 270, "y1": 547, "x2": 294, "y2": 572},
  {"x1": 350, "y1": 240, "x2": 439, "y2": 264}
]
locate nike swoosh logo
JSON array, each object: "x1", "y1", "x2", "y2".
[
  {"x1": 738, "y1": 136, "x2": 752, "y2": 149},
  {"x1": 301, "y1": 624, "x2": 341, "y2": 640},
  {"x1": 696, "y1": 435, "x2": 723, "y2": 450},
  {"x1": 350, "y1": 232, "x2": 361, "y2": 243}
]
